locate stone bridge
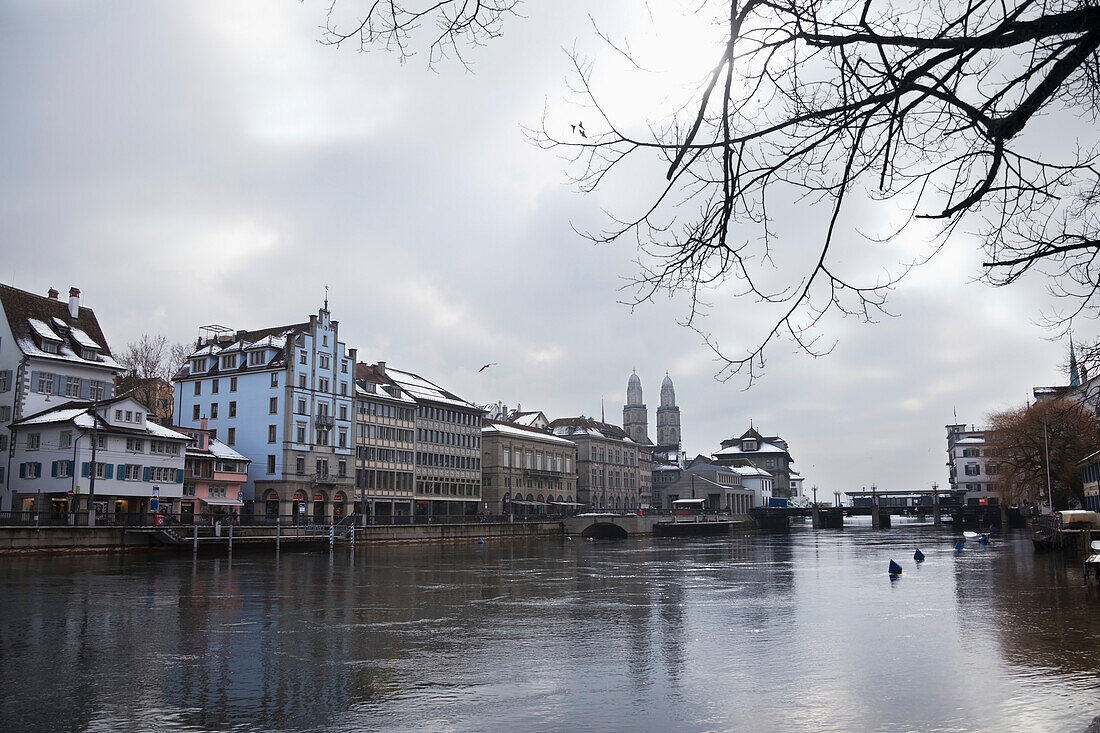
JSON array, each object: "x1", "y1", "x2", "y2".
[{"x1": 562, "y1": 513, "x2": 660, "y2": 539}]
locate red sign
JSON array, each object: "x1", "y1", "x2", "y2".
[
  {"x1": 979, "y1": 497, "x2": 989, "y2": 506},
  {"x1": 292, "y1": 491, "x2": 304, "y2": 501},
  {"x1": 313, "y1": 493, "x2": 323, "y2": 501},
  {"x1": 67, "y1": 490, "x2": 74, "y2": 498}
]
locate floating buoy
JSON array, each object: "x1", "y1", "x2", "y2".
[
  {"x1": 977, "y1": 534, "x2": 989, "y2": 545},
  {"x1": 954, "y1": 540, "x2": 965, "y2": 552},
  {"x1": 914, "y1": 549, "x2": 925, "y2": 563},
  {"x1": 889, "y1": 560, "x2": 903, "y2": 576},
  {"x1": 477, "y1": 538, "x2": 484, "y2": 545}
]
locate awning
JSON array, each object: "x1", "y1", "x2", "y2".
[
  {"x1": 511, "y1": 500, "x2": 548, "y2": 506},
  {"x1": 203, "y1": 498, "x2": 244, "y2": 507},
  {"x1": 673, "y1": 498, "x2": 706, "y2": 505},
  {"x1": 548, "y1": 501, "x2": 584, "y2": 506}
]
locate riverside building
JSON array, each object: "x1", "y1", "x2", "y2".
[
  {"x1": 481, "y1": 419, "x2": 578, "y2": 515},
  {"x1": 173, "y1": 301, "x2": 357, "y2": 522},
  {"x1": 0, "y1": 284, "x2": 123, "y2": 510},
  {"x1": 353, "y1": 362, "x2": 417, "y2": 518},
  {"x1": 548, "y1": 416, "x2": 646, "y2": 512}
]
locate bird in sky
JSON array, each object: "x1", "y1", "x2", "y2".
[
  {"x1": 478, "y1": 362, "x2": 498, "y2": 373},
  {"x1": 571, "y1": 121, "x2": 587, "y2": 138}
]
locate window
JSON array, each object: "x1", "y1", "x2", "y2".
[
  {"x1": 269, "y1": 397, "x2": 278, "y2": 414},
  {"x1": 320, "y1": 355, "x2": 330, "y2": 369},
  {"x1": 221, "y1": 355, "x2": 236, "y2": 369},
  {"x1": 26, "y1": 433, "x2": 40, "y2": 450},
  {"x1": 59, "y1": 431, "x2": 72, "y2": 448},
  {"x1": 20, "y1": 462, "x2": 42, "y2": 479},
  {"x1": 42, "y1": 341, "x2": 59, "y2": 354},
  {"x1": 229, "y1": 401, "x2": 237, "y2": 418},
  {"x1": 226, "y1": 427, "x2": 236, "y2": 445},
  {"x1": 115, "y1": 410, "x2": 123, "y2": 421},
  {"x1": 339, "y1": 429, "x2": 347, "y2": 448},
  {"x1": 150, "y1": 466, "x2": 176, "y2": 482},
  {"x1": 268, "y1": 425, "x2": 277, "y2": 443},
  {"x1": 743, "y1": 440, "x2": 757, "y2": 451},
  {"x1": 55, "y1": 461, "x2": 71, "y2": 478},
  {"x1": 37, "y1": 372, "x2": 54, "y2": 394},
  {"x1": 192, "y1": 405, "x2": 201, "y2": 420},
  {"x1": 121, "y1": 464, "x2": 142, "y2": 481},
  {"x1": 765, "y1": 458, "x2": 776, "y2": 469},
  {"x1": 299, "y1": 350, "x2": 307, "y2": 364},
  {"x1": 124, "y1": 411, "x2": 133, "y2": 422},
  {"x1": 89, "y1": 380, "x2": 105, "y2": 400},
  {"x1": 339, "y1": 405, "x2": 347, "y2": 421},
  {"x1": 65, "y1": 376, "x2": 81, "y2": 397},
  {"x1": 296, "y1": 423, "x2": 306, "y2": 443},
  {"x1": 296, "y1": 456, "x2": 305, "y2": 475},
  {"x1": 340, "y1": 382, "x2": 347, "y2": 395},
  {"x1": 297, "y1": 398, "x2": 306, "y2": 414},
  {"x1": 964, "y1": 463, "x2": 981, "y2": 476},
  {"x1": 126, "y1": 438, "x2": 144, "y2": 452},
  {"x1": 341, "y1": 361, "x2": 348, "y2": 374},
  {"x1": 0, "y1": 435, "x2": 6, "y2": 452},
  {"x1": 211, "y1": 378, "x2": 219, "y2": 394},
  {"x1": 192, "y1": 358, "x2": 206, "y2": 372},
  {"x1": 271, "y1": 372, "x2": 279, "y2": 387},
  {"x1": 319, "y1": 378, "x2": 330, "y2": 392},
  {"x1": 210, "y1": 403, "x2": 218, "y2": 419},
  {"x1": 338, "y1": 459, "x2": 346, "y2": 477},
  {"x1": 299, "y1": 375, "x2": 306, "y2": 388},
  {"x1": 0, "y1": 370, "x2": 9, "y2": 392},
  {"x1": 194, "y1": 381, "x2": 201, "y2": 395},
  {"x1": 267, "y1": 455, "x2": 276, "y2": 474},
  {"x1": 230, "y1": 376, "x2": 237, "y2": 391},
  {"x1": 249, "y1": 351, "x2": 265, "y2": 366}
]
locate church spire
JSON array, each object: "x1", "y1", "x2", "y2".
[{"x1": 1070, "y1": 338, "x2": 1081, "y2": 387}]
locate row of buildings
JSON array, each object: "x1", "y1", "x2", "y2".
[{"x1": 0, "y1": 283, "x2": 806, "y2": 522}]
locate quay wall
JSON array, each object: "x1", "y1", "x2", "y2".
[{"x1": 0, "y1": 527, "x2": 138, "y2": 553}]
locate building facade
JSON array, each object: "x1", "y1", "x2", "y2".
[
  {"x1": 174, "y1": 303, "x2": 357, "y2": 522},
  {"x1": 713, "y1": 427, "x2": 795, "y2": 498},
  {"x1": 623, "y1": 371, "x2": 650, "y2": 445},
  {"x1": 655, "y1": 374, "x2": 681, "y2": 447},
  {"x1": 481, "y1": 419, "x2": 578, "y2": 515},
  {"x1": 548, "y1": 416, "x2": 647, "y2": 512},
  {"x1": 178, "y1": 419, "x2": 251, "y2": 522},
  {"x1": 945, "y1": 423, "x2": 1002, "y2": 506},
  {"x1": 0, "y1": 284, "x2": 123, "y2": 510},
  {"x1": 8, "y1": 396, "x2": 188, "y2": 522},
  {"x1": 660, "y1": 456, "x2": 754, "y2": 513},
  {"x1": 353, "y1": 362, "x2": 417, "y2": 518}
]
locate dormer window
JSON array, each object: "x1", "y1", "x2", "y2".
[
  {"x1": 81, "y1": 348, "x2": 98, "y2": 360},
  {"x1": 221, "y1": 354, "x2": 237, "y2": 369},
  {"x1": 42, "y1": 341, "x2": 60, "y2": 354},
  {"x1": 192, "y1": 358, "x2": 207, "y2": 372},
  {"x1": 743, "y1": 440, "x2": 758, "y2": 451},
  {"x1": 248, "y1": 350, "x2": 266, "y2": 366}
]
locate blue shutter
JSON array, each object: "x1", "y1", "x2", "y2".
[
  {"x1": 143, "y1": 466, "x2": 152, "y2": 482},
  {"x1": 67, "y1": 461, "x2": 75, "y2": 477},
  {"x1": 117, "y1": 464, "x2": 126, "y2": 480},
  {"x1": 51, "y1": 461, "x2": 58, "y2": 478},
  {"x1": 30, "y1": 371, "x2": 39, "y2": 393},
  {"x1": 81, "y1": 461, "x2": 90, "y2": 477},
  {"x1": 103, "y1": 464, "x2": 114, "y2": 479},
  {"x1": 80, "y1": 379, "x2": 91, "y2": 399},
  {"x1": 176, "y1": 468, "x2": 184, "y2": 484},
  {"x1": 19, "y1": 463, "x2": 25, "y2": 479},
  {"x1": 34, "y1": 462, "x2": 42, "y2": 478}
]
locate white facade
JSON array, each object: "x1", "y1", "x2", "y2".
[
  {"x1": 945, "y1": 423, "x2": 1001, "y2": 504},
  {"x1": 0, "y1": 284, "x2": 122, "y2": 510},
  {"x1": 9, "y1": 396, "x2": 188, "y2": 518},
  {"x1": 732, "y1": 465, "x2": 774, "y2": 508},
  {"x1": 174, "y1": 305, "x2": 357, "y2": 518}
]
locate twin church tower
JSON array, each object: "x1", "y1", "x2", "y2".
[{"x1": 623, "y1": 371, "x2": 681, "y2": 449}]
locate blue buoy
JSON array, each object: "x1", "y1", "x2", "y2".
[
  {"x1": 978, "y1": 534, "x2": 989, "y2": 545},
  {"x1": 477, "y1": 537, "x2": 484, "y2": 545},
  {"x1": 889, "y1": 560, "x2": 903, "y2": 576},
  {"x1": 954, "y1": 540, "x2": 964, "y2": 552},
  {"x1": 914, "y1": 549, "x2": 925, "y2": 563}
]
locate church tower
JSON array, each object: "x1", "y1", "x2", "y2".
[
  {"x1": 623, "y1": 371, "x2": 651, "y2": 444},
  {"x1": 656, "y1": 373, "x2": 682, "y2": 447}
]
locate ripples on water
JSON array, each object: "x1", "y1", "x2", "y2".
[{"x1": 1, "y1": 521, "x2": 1099, "y2": 732}]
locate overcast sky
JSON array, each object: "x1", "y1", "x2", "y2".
[{"x1": 0, "y1": 1, "x2": 1078, "y2": 494}]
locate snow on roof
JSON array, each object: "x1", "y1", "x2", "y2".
[
  {"x1": 16, "y1": 336, "x2": 123, "y2": 371},
  {"x1": 146, "y1": 422, "x2": 191, "y2": 441},
  {"x1": 482, "y1": 422, "x2": 576, "y2": 446},
  {"x1": 208, "y1": 439, "x2": 250, "y2": 462},
  {"x1": 385, "y1": 367, "x2": 476, "y2": 409},
  {"x1": 955, "y1": 436, "x2": 985, "y2": 444},
  {"x1": 13, "y1": 407, "x2": 90, "y2": 426},
  {"x1": 714, "y1": 441, "x2": 786, "y2": 455},
  {"x1": 730, "y1": 465, "x2": 772, "y2": 478},
  {"x1": 27, "y1": 318, "x2": 61, "y2": 341},
  {"x1": 67, "y1": 325, "x2": 101, "y2": 350}
]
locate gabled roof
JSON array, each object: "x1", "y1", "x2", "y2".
[
  {"x1": 0, "y1": 284, "x2": 121, "y2": 371},
  {"x1": 175, "y1": 324, "x2": 302, "y2": 379},
  {"x1": 12, "y1": 398, "x2": 189, "y2": 440},
  {"x1": 482, "y1": 420, "x2": 576, "y2": 446},
  {"x1": 547, "y1": 416, "x2": 634, "y2": 443},
  {"x1": 382, "y1": 365, "x2": 478, "y2": 410}
]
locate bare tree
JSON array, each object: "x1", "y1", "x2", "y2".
[
  {"x1": 115, "y1": 334, "x2": 190, "y2": 420},
  {"x1": 321, "y1": 0, "x2": 1100, "y2": 382},
  {"x1": 986, "y1": 399, "x2": 1100, "y2": 509}
]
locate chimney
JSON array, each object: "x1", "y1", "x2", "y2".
[
  {"x1": 47, "y1": 288, "x2": 59, "y2": 300},
  {"x1": 377, "y1": 361, "x2": 386, "y2": 375},
  {"x1": 68, "y1": 287, "x2": 80, "y2": 318}
]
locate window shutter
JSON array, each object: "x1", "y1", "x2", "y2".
[
  {"x1": 80, "y1": 380, "x2": 91, "y2": 399},
  {"x1": 103, "y1": 464, "x2": 114, "y2": 479},
  {"x1": 30, "y1": 371, "x2": 39, "y2": 392},
  {"x1": 143, "y1": 466, "x2": 152, "y2": 482},
  {"x1": 34, "y1": 462, "x2": 42, "y2": 477},
  {"x1": 51, "y1": 461, "x2": 58, "y2": 478},
  {"x1": 19, "y1": 463, "x2": 25, "y2": 479},
  {"x1": 81, "y1": 462, "x2": 90, "y2": 477},
  {"x1": 176, "y1": 469, "x2": 184, "y2": 484},
  {"x1": 117, "y1": 464, "x2": 126, "y2": 479},
  {"x1": 66, "y1": 461, "x2": 75, "y2": 476}
]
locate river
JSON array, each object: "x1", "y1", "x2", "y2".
[{"x1": 0, "y1": 520, "x2": 1098, "y2": 732}]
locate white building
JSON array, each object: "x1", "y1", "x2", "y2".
[
  {"x1": 0, "y1": 284, "x2": 123, "y2": 510},
  {"x1": 174, "y1": 302, "x2": 357, "y2": 522},
  {"x1": 8, "y1": 395, "x2": 189, "y2": 522},
  {"x1": 732, "y1": 465, "x2": 774, "y2": 508},
  {"x1": 945, "y1": 423, "x2": 1002, "y2": 506}
]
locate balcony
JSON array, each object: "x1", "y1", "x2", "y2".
[
  {"x1": 523, "y1": 467, "x2": 563, "y2": 478},
  {"x1": 312, "y1": 473, "x2": 352, "y2": 487},
  {"x1": 316, "y1": 414, "x2": 335, "y2": 428}
]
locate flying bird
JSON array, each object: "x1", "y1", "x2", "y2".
[
  {"x1": 572, "y1": 121, "x2": 587, "y2": 138},
  {"x1": 478, "y1": 362, "x2": 498, "y2": 373}
]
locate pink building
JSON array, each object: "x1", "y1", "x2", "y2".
[{"x1": 176, "y1": 420, "x2": 250, "y2": 522}]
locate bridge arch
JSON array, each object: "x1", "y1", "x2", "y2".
[{"x1": 581, "y1": 522, "x2": 628, "y2": 540}]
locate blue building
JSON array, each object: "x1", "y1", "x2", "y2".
[{"x1": 173, "y1": 301, "x2": 356, "y2": 522}]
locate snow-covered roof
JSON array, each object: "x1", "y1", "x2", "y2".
[
  {"x1": 13, "y1": 400, "x2": 188, "y2": 441},
  {"x1": 714, "y1": 441, "x2": 786, "y2": 456},
  {"x1": 956, "y1": 436, "x2": 985, "y2": 444},
  {"x1": 730, "y1": 465, "x2": 772, "y2": 478},
  {"x1": 28, "y1": 318, "x2": 60, "y2": 342},
  {"x1": 67, "y1": 325, "x2": 101, "y2": 350},
  {"x1": 14, "y1": 407, "x2": 90, "y2": 426},
  {"x1": 208, "y1": 439, "x2": 250, "y2": 462},
  {"x1": 385, "y1": 367, "x2": 478, "y2": 410},
  {"x1": 482, "y1": 422, "x2": 576, "y2": 446}
]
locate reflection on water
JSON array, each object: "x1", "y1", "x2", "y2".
[{"x1": 0, "y1": 522, "x2": 1098, "y2": 732}]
